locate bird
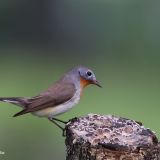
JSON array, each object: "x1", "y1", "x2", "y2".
[{"x1": 0, "y1": 66, "x2": 101, "y2": 132}]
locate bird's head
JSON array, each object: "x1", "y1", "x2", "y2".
[{"x1": 76, "y1": 66, "x2": 102, "y2": 88}]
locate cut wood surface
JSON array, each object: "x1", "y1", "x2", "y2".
[{"x1": 65, "y1": 114, "x2": 160, "y2": 160}]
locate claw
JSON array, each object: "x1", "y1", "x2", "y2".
[
  {"x1": 62, "y1": 128, "x2": 66, "y2": 137},
  {"x1": 68, "y1": 117, "x2": 79, "y2": 123}
]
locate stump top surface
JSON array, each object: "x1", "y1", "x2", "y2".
[{"x1": 67, "y1": 114, "x2": 158, "y2": 151}]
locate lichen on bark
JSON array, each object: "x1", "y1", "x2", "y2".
[{"x1": 65, "y1": 114, "x2": 160, "y2": 160}]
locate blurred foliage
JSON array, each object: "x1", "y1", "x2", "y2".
[{"x1": 0, "y1": 0, "x2": 160, "y2": 160}]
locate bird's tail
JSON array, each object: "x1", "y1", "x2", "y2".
[{"x1": 0, "y1": 97, "x2": 28, "y2": 108}]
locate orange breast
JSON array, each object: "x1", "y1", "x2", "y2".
[
  {"x1": 80, "y1": 78, "x2": 90, "y2": 96},
  {"x1": 80, "y1": 78, "x2": 90, "y2": 88}
]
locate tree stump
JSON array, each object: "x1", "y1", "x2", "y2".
[{"x1": 65, "y1": 114, "x2": 160, "y2": 160}]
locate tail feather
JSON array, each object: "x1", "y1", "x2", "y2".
[
  {"x1": 0, "y1": 97, "x2": 27, "y2": 106},
  {"x1": 0, "y1": 97, "x2": 29, "y2": 117}
]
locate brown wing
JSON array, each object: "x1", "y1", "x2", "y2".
[{"x1": 13, "y1": 82, "x2": 76, "y2": 117}]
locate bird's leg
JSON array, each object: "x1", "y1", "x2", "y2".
[
  {"x1": 51, "y1": 117, "x2": 68, "y2": 124},
  {"x1": 48, "y1": 117, "x2": 66, "y2": 136}
]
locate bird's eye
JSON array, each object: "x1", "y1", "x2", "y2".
[{"x1": 87, "y1": 71, "x2": 92, "y2": 76}]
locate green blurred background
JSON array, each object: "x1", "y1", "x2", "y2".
[{"x1": 0, "y1": 0, "x2": 160, "y2": 159}]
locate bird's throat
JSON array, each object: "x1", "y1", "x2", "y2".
[{"x1": 80, "y1": 78, "x2": 90, "y2": 88}]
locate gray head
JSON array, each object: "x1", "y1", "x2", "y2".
[{"x1": 67, "y1": 66, "x2": 102, "y2": 88}]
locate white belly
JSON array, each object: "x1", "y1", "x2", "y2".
[{"x1": 33, "y1": 89, "x2": 81, "y2": 117}]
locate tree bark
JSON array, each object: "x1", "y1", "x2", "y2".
[{"x1": 65, "y1": 114, "x2": 160, "y2": 160}]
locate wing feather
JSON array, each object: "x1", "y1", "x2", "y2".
[{"x1": 13, "y1": 82, "x2": 76, "y2": 117}]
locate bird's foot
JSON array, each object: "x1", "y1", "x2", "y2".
[
  {"x1": 68, "y1": 117, "x2": 79, "y2": 123},
  {"x1": 62, "y1": 127, "x2": 67, "y2": 137}
]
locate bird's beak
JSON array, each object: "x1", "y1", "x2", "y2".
[{"x1": 92, "y1": 80, "x2": 102, "y2": 88}]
